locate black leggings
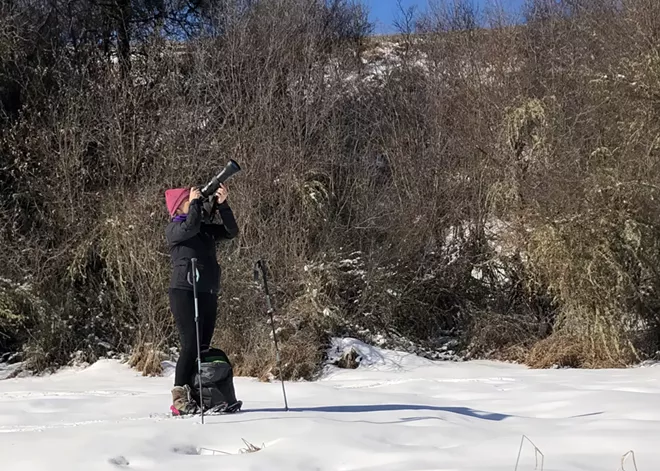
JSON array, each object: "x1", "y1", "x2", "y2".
[{"x1": 169, "y1": 288, "x2": 218, "y2": 387}]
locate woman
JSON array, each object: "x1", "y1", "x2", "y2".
[{"x1": 164, "y1": 183, "x2": 238, "y2": 415}]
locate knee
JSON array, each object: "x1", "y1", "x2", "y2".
[{"x1": 179, "y1": 334, "x2": 197, "y2": 356}]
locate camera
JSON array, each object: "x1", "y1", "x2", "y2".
[{"x1": 200, "y1": 159, "x2": 241, "y2": 198}]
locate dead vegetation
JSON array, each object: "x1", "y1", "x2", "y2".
[{"x1": 2, "y1": 0, "x2": 660, "y2": 377}]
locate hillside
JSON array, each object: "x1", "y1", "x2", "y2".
[{"x1": 2, "y1": 0, "x2": 660, "y2": 379}]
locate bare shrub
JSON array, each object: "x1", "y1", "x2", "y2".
[
  {"x1": 4, "y1": 0, "x2": 660, "y2": 377},
  {"x1": 465, "y1": 310, "x2": 543, "y2": 363}
]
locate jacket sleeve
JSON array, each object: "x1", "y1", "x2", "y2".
[
  {"x1": 165, "y1": 198, "x2": 203, "y2": 245},
  {"x1": 204, "y1": 201, "x2": 239, "y2": 241}
]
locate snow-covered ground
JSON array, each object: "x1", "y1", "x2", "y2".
[{"x1": 1, "y1": 338, "x2": 659, "y2": 470}]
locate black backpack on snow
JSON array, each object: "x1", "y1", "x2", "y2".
[{"x1": 188, "y1": 347, "x2": 241, "y2": 412}]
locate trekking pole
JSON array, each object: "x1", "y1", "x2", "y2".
[
  {"x1": 254, "y1": 259, "x2": 289, "y2": 412},
  {"x1": 191, "y1": 258, "x2": 205, "y2": 424}
]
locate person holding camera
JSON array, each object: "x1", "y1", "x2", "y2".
[{"x1": 164, "y1": 183, "x2": 238, "y2": 415}]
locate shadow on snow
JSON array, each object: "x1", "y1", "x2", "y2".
[{"x1": 244, "y1": 404, "x2": 511, "y2": 421}]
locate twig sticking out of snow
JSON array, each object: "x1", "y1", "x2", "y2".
[
  {"x1": 619, "y1": 450, "x2": 639, "y2": 471},
  {"x1": 239, "y1": 438, "x2": 263, "y2": 454},
  {"x1": 198, "y1": 447, "x2": 231, "y2": 456},
  {"x1": 514, "y1": 435, "x2": 544, "y2": 471}
]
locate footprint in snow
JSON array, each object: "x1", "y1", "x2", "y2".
[
  {"x1": 108, "y1": 456, "x2": 130, "y2": 467},
  {"x1": 171, "y1": 445, "x2": 200, "y2": 455}
]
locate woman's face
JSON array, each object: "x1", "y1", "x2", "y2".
[{"x1": 177, "y1": 200, "x2": 191, "y2": 215}]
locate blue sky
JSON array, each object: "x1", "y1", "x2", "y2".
[{"x1": 364, "y1": 0, "x2": 526, "y2": 34}]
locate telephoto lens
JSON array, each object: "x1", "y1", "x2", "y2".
[{"x1": 200, "y1": 160, "x2": 241, "y2": 197}]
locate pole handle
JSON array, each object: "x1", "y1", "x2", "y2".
[
  {"x1": 191, "y1": 258, "x2": 198, "y2": 296},
  {"x1": 253, "y1": 259, "x2": 270, "y2": 295}
]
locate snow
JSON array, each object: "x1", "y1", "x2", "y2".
[{"x1": 2, "y1": 339, "x2": 660, "y2": 470}]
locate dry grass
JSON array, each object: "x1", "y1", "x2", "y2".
[
  {"x1": 526, "y1": 333, "x2": 637, "y2": 369},
  {"x1": 239, "y1": 439, "x2": 263, "y2": 454},
  {"x1": 127, "y1": 340, "x2": 166, "y2": 377},
  {"x1": 520, "y1": 214, "x2": 652, "y2": 367}
]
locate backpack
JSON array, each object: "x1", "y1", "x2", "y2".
[{"x1": 189, "y1": 347, "x2": 241, "y2": 413}]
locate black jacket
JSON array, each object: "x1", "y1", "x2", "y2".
[{"x1": 165, "y1": 197, "x2": 238, "y2": 295}]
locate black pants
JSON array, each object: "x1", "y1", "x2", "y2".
[{"x1": 169, "y1": 288, "x2": 218, "y2": 387}]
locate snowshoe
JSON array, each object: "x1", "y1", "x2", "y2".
[
  {"x1": 206, "y1": 400, "x2": 243, "y2": 415},
  {"x1": 170, "y1": 400, "x2": 242, "y2": 418}
]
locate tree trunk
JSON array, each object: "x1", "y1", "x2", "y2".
[{"x1": 116, "y1": 0, "x2": 131, "y2": 77}]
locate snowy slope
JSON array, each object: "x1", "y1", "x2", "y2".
[{"x1": 1, "y1": 339, "x2": 659, "y2": 471}]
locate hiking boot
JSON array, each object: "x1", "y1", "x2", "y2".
[{"x1": 170, "y1": 385, "x2": 197, "y2": 416}]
